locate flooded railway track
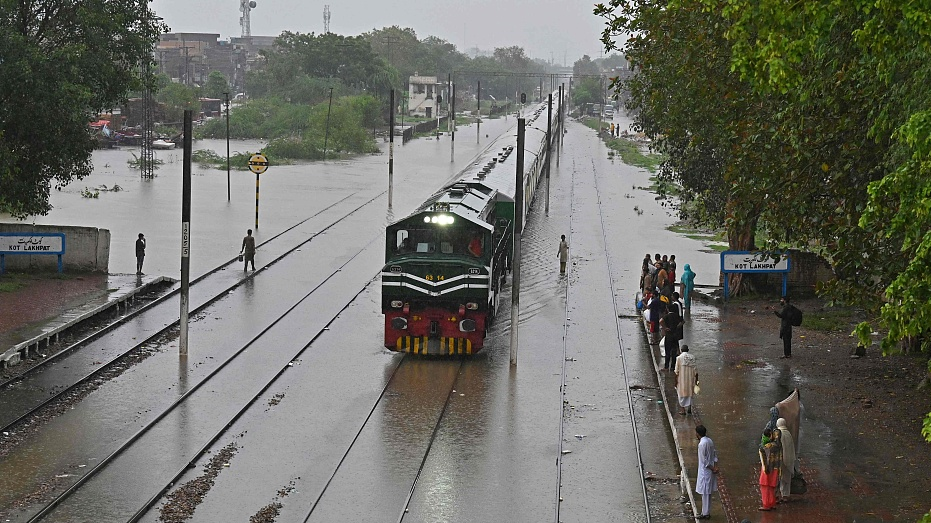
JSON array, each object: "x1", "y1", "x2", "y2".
[
  {"x1": 0, "y1": 190, "x2": 378, "y2": 434},
  {"x1": 19, "y1": 233, "x2": 383, "y2": 522}
]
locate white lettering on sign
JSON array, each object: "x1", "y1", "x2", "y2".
[
  {"x1": 0, "y1": 234, "x2": 65, "y2": 254},
  {"x1": 181, "y1": 223, "x2": 190, "y2": 258},
  {"x1": 722, "y1": 251, "x2": 789, "y2": 272}
]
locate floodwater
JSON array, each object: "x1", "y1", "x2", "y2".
[{"x1": 0, "y1": 110, "x2": 765, "y2": 522}]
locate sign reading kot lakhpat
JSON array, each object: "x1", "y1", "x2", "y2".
[
  {"x1": 721, "y1": 251, "x2": 789, "y2": 272},
  {"x1": 0, "y1": 233, "x2": 65, "y2": 254}
]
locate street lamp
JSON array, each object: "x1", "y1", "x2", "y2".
[{"x1": 223, "y1": 91, "x2": 230, "y2": 201}]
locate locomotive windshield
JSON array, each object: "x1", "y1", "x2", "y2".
[{"x1": 391, "y1": 227, "x2": 485, "y2": 259}]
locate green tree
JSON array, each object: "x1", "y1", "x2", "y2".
[
  {"x1": 573, "y1": 54, "x2": 600, "y2": 77},
  {"x1": 203, "y1": 71, "x2": 229, "y2": 99},
  {"x1": 156, "y1": 82, "x2": 200, "y2": 123},
  {"x1": 0, "y1": 0, "x2": 167, "y2": 218},
  {"x1": 706, "y1": 0, "x2": 931, "y2": 454}
]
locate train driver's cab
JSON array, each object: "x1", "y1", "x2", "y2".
[{"x1": 389, "y1": 226, "x2": 487, "y2": 261}]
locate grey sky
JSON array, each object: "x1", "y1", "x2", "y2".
[{"x1": 151, "y1": 0, "x2": 611, "y2": 65}]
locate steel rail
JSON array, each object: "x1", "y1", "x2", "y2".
[
  {"x1": 589, "y1": 157, "x2": 652, "y2": 522},
  {"x1": 0, "y1": 191, "x2": 361, "y2": 394},
  {"x1": 393, "y1": 359, "x2": 465, "y2": 523},
  {"x1": 29, "y1": 221, "x2": 385, "y2": 523},
  {"x1": 1, "y1": 191, "x2": 378, "y2": 437},
  {"x1": 553, "y1": 157, "x2": 577, "y2": 522},
  {"x1": 298, "y1": 352, "x2": 410, "y2": 523}
]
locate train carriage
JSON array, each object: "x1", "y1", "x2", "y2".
[{"x1": 382, "y1": 95, "x2": 561, "y2": 355}]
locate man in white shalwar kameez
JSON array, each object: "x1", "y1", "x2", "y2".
[
  {"x1": 695, "y1": 424, "x2": 718, "y2": 519},
  {"x1": 674, "y1": 345, "x2": 698, "y2": 415}
]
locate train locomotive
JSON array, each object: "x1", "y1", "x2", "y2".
[{"x1": 382, "y1": 95, "x2": 562, "y2": 355}]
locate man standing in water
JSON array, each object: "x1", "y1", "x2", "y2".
[
  {"x1": 240, "y1": 229, "x2": 256, "y2": 271},
  {"x1": 557, "y1": 235, "x2": 569, "y2": 274}
]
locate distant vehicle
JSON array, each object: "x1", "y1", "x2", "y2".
[
  {"x1": 604, "y1": 106, "x2": 615, "y2": 118},
  {"x1": 151, "y1": 139, "x2": 175, "y2": 150}
]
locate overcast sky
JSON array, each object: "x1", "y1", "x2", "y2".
[{"x1": 151, "y1": 0, "x2": 612, "y2": 65}]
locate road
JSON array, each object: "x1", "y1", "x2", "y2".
[{"x1": 0, "y1": 110, "x2": 724, "y2": 522}]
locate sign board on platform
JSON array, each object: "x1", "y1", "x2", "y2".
[
  {"x1": 0, "y1": 233, "x2": 65, "y2": 254},
  {"x1": 248, "y1": 153, "x2": 268, "y2": 174}
]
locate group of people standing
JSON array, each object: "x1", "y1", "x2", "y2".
[{"x1": 758, "y1": 408, "x2": 800, "y2": 510}]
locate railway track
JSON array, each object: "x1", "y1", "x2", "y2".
[
  {"x1": 0, "y1": 190, "x2": 379, "y2": 434},
  {"x1": 20, "y1": 213, "x2": 388, "y2": 522},
  {"x1": 588, "y1": 157, "x2": 652, "y2": 521}
]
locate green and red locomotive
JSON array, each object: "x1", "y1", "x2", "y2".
[{"x1": 382, "y1": 97, "x2": 561, "y2": 354}]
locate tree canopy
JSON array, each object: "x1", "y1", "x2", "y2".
[
  {"x1": 595, "y1": 0, "x2": 931, "y2": 452},
  {"x1": 0, "y1": 0, "x2": 166, "y2": 218}
]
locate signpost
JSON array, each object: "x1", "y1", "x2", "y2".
[
  {"x1": 720, "y1": 250, "x2": 791, "y2": 300},
  {"x1": 0, "y1": 233, "x2": 66, "y2": 274},
  {"x1": 248, "y1": 153, "x2": 269, "y2": 229}
]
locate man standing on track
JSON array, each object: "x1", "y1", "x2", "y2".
[
  {"x1": 557, "y1": 234, "x2": 569, "y2": 274},
  {"x1": 240, "y1": 229, "x2": 256, "y2": 271}
]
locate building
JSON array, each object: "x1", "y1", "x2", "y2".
[
  {"x1": 156, "y1": 33, "x2": 278, "y2": 95},
  {"x1": 408, "y1": 75, "x2": 443, "y2": 118}
]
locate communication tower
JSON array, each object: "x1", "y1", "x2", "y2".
[
  {"x1": 323, "y1": 5, "x2": 331, "y2": 34},
  {"x1": 239, "y1": 0, "x2": 257, "y2": 38}
]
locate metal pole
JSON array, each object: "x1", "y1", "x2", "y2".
[
  {"x1": 389, "y1": 89, "x2": 394, "y2": 209},
  {"x1": 447, "y1": 73, "x2": 452, "y2": 137},
  {"x1": 224, "y1": 92, "x2": 230, "y2": 201},
  {"x1": 545, "y1": 93, "x2": 552, "y2": 214},
  {"x1": 476, "y1": 80, "x2": 481, "y2": 144},
  {"x1": 323, "y1": 87, "x2": 333, "y2": 159},
  {"x1": 510, "y1": 118, "x2": 525, "y2": 366},
  {"x1": 557, "y1": 84, "x2": 562, "y2": 166},
  {"x1": 255, "y1": 170, "x2": 259, "y2": 229},
  {"x1": 180, "y1": 110, "x2": 193, "y2": 356},
  {"x1": 450, "y1": 83, "x2": 455, "y2": 163}
]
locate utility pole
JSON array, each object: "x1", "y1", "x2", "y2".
[
  {"x1": 224, "y1": 92, "x2": 230, "y2": 201},
  {"x1": 510, "y1": 118, "x2": 525, "y2": 366},
  {"x1": 389, "y1": 89, "x2": 394, "y2": 208},
  {"x1": 180, "y1": 110, "x2": 193, "y2": 356},
  {"x1": 476, "y1": 80, "x2": 481, "y2": 144},
  {"x1": 323, "y1": 87, "x2": 334, "y2": 159},
  {"x1": 545, "y1": 93, "x2": 551, "y2": 214},
  {"x1": 450, "y1": 83, "x2": 455, "y2": 163}
]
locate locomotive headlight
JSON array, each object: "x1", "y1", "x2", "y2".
[
  {"x1": 459, "y1": 319, "x2": 477, "y2": 332},
  {"x1": 390, "y1": 300, "x2": 403, "y2": 308},
  {"x1": 391, "y1": 317, "x2": 409, "y2": 330},
  {"x1": 466, "y1": 302, "x2": 479, "y2": 310},
  {"x1": 425, "y1": 214, "x2": 455, "y2": 225}
]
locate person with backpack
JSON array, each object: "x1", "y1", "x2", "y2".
[{"x1": 773, "y1": 295, "x2": 800, "y2": 359}]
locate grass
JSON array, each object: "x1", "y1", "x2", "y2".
[
  {"x1": 802, "y1": 308, "x2": 855, "y2": 332},
  {"x1": 0, "y1": 276, "x2": 27, "y2": 293}
]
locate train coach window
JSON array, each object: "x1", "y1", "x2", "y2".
[{"x1": 416, "y1": 242, "x2": 433, "y2": 253}]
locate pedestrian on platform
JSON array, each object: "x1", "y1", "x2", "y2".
[
  {"x1": 674, "y1": 345, "x2": 698, "y2": 414},
  {"x1": 135, "y1": 233, "x2": 146, "y2": 275},
  {"x1": 661, "y1": 304, "x2": 683, "y2": 371},
  {"x1": 240, "y1": 229, "x2": 256, "y2": 271},
  {"x1": 758, "y1": 427, "x2": 783, "y2": 511},
  {"x1": 668, "y1": 254, "x2": 677, "y2": 282},
  {"x1": 695, "y1": 424, "x2": 719, "y2": 519},
  {"x1": 776, "y1": 417, "x2": 797, "y2": 503},
  {"x1": 774, "y1": 295, "x2": 794, "y2": 358},
  {"x1": 680, "y1": 264, "x2": 696, "y2": 310},
  {"x1": 557, "y1": 235, "x2": 569, "y2": 274}
]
